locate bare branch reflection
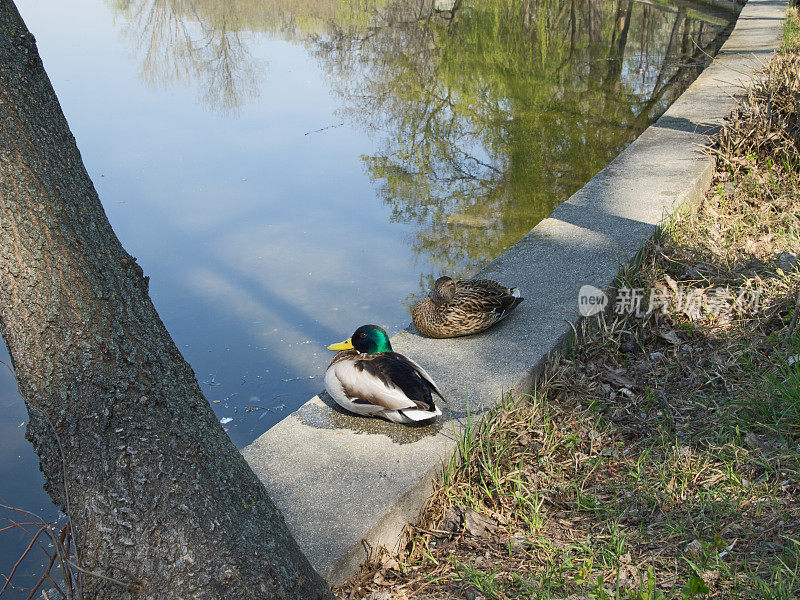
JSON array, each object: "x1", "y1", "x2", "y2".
[{"x1": 111, "y1": 0, "x2": 261, "y2": 113}]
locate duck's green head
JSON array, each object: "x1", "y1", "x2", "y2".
[{"x1": 327, "y1": 324, "x2": 393, "y2": 354}]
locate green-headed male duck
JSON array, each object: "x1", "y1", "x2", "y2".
[{"x1": 325, "y1": 325, "x2": 444, "y2": 423}]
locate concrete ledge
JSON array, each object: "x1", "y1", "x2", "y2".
[{"x1": 242, "y1": 0, "x2": 788, "y2": 585}]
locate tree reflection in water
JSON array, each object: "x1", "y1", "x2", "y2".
[
  {"x1": 109, "y1": 0, "x2": 262, "y2": 112},
  {"x1": 309, "y1": 0, "x2": 736, "y2": 296},
  {"x1": 107, "y1": 0, "x2": 737, "y2": 296}
]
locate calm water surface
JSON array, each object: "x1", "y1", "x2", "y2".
[{"x1": 1, "y1": 0, "x2": 737, "y2": 590}]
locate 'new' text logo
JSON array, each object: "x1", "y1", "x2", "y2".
[{"x1": 578, "y1": 285, "x2": 607, "y2": 317}]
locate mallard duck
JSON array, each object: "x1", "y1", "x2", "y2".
[
  {"x1": 325, "y1": 324, "x2": 444, "y2": 423},
  {"x1": 412, "y1": 276, "x2": 523, "y2": 338}
]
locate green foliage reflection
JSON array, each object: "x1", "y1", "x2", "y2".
[
  {"x1": 106, "y1": 0, "x2": 738, "y2": 293},
  {"x1": 312, "y1": 0, "x2": 735, "y2": 286}
]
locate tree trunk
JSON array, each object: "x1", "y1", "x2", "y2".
[
  {"x1": 604, "y1": 0, "x2": 633, "y2": 88},
  {"x1": 0, "y1": 2, "x2": 333, "y2": 598}
]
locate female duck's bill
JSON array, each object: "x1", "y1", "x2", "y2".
[{"x1": 324, "y1": 325, "x2": 444, "y2": 424}]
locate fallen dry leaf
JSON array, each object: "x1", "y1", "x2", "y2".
[
  {"x1": 660, "y1": 330, "x2": 681, "y2": 345},
  {"x1": 463, "y1": 508, "x2": 498, "y2": 539}
]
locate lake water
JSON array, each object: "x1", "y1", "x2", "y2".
[{"x1": 1, "y1": 0, "x2": 738, "y2": 592}]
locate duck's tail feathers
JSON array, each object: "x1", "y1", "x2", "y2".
[
  {"x1": 430, "y1": 386, "x2": 447, "y2": 403},
  {"x1": 400, "y1": 404, "x2": 443, "y2": 422},
  {"x1": 494, "y1": 294, "x2": 524, "y2": 320}
]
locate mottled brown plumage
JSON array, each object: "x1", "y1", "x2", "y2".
[{"x1": 412, "y1": 276, "x2": 524, "y2": 338}]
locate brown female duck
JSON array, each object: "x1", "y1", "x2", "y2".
[{"x1": 412, "y1": 276, "x2": 523, "y2": 338}]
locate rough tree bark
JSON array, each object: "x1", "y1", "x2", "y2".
[{"x1": 0, "y1": 2, "x2": 333, "y2": 598}]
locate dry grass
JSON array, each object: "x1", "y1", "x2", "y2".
[{"x1": 335, "y1": 17, "x2": 800, "y2": 600}]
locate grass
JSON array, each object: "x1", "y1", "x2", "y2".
[
  {"x1": 335, "y1": 11, "x2": 800, "y2": 600},
  {"x1": 784, "y1": 7, "x2": 799, "y2": 53}
]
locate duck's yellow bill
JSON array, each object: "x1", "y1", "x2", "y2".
[{"x1": 327, "y1": 338, "x2": 354, "y2": 351}]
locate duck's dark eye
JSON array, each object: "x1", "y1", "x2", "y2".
[{"x1": 358, "y1": 332, "x2": 367, "y2": 339}]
